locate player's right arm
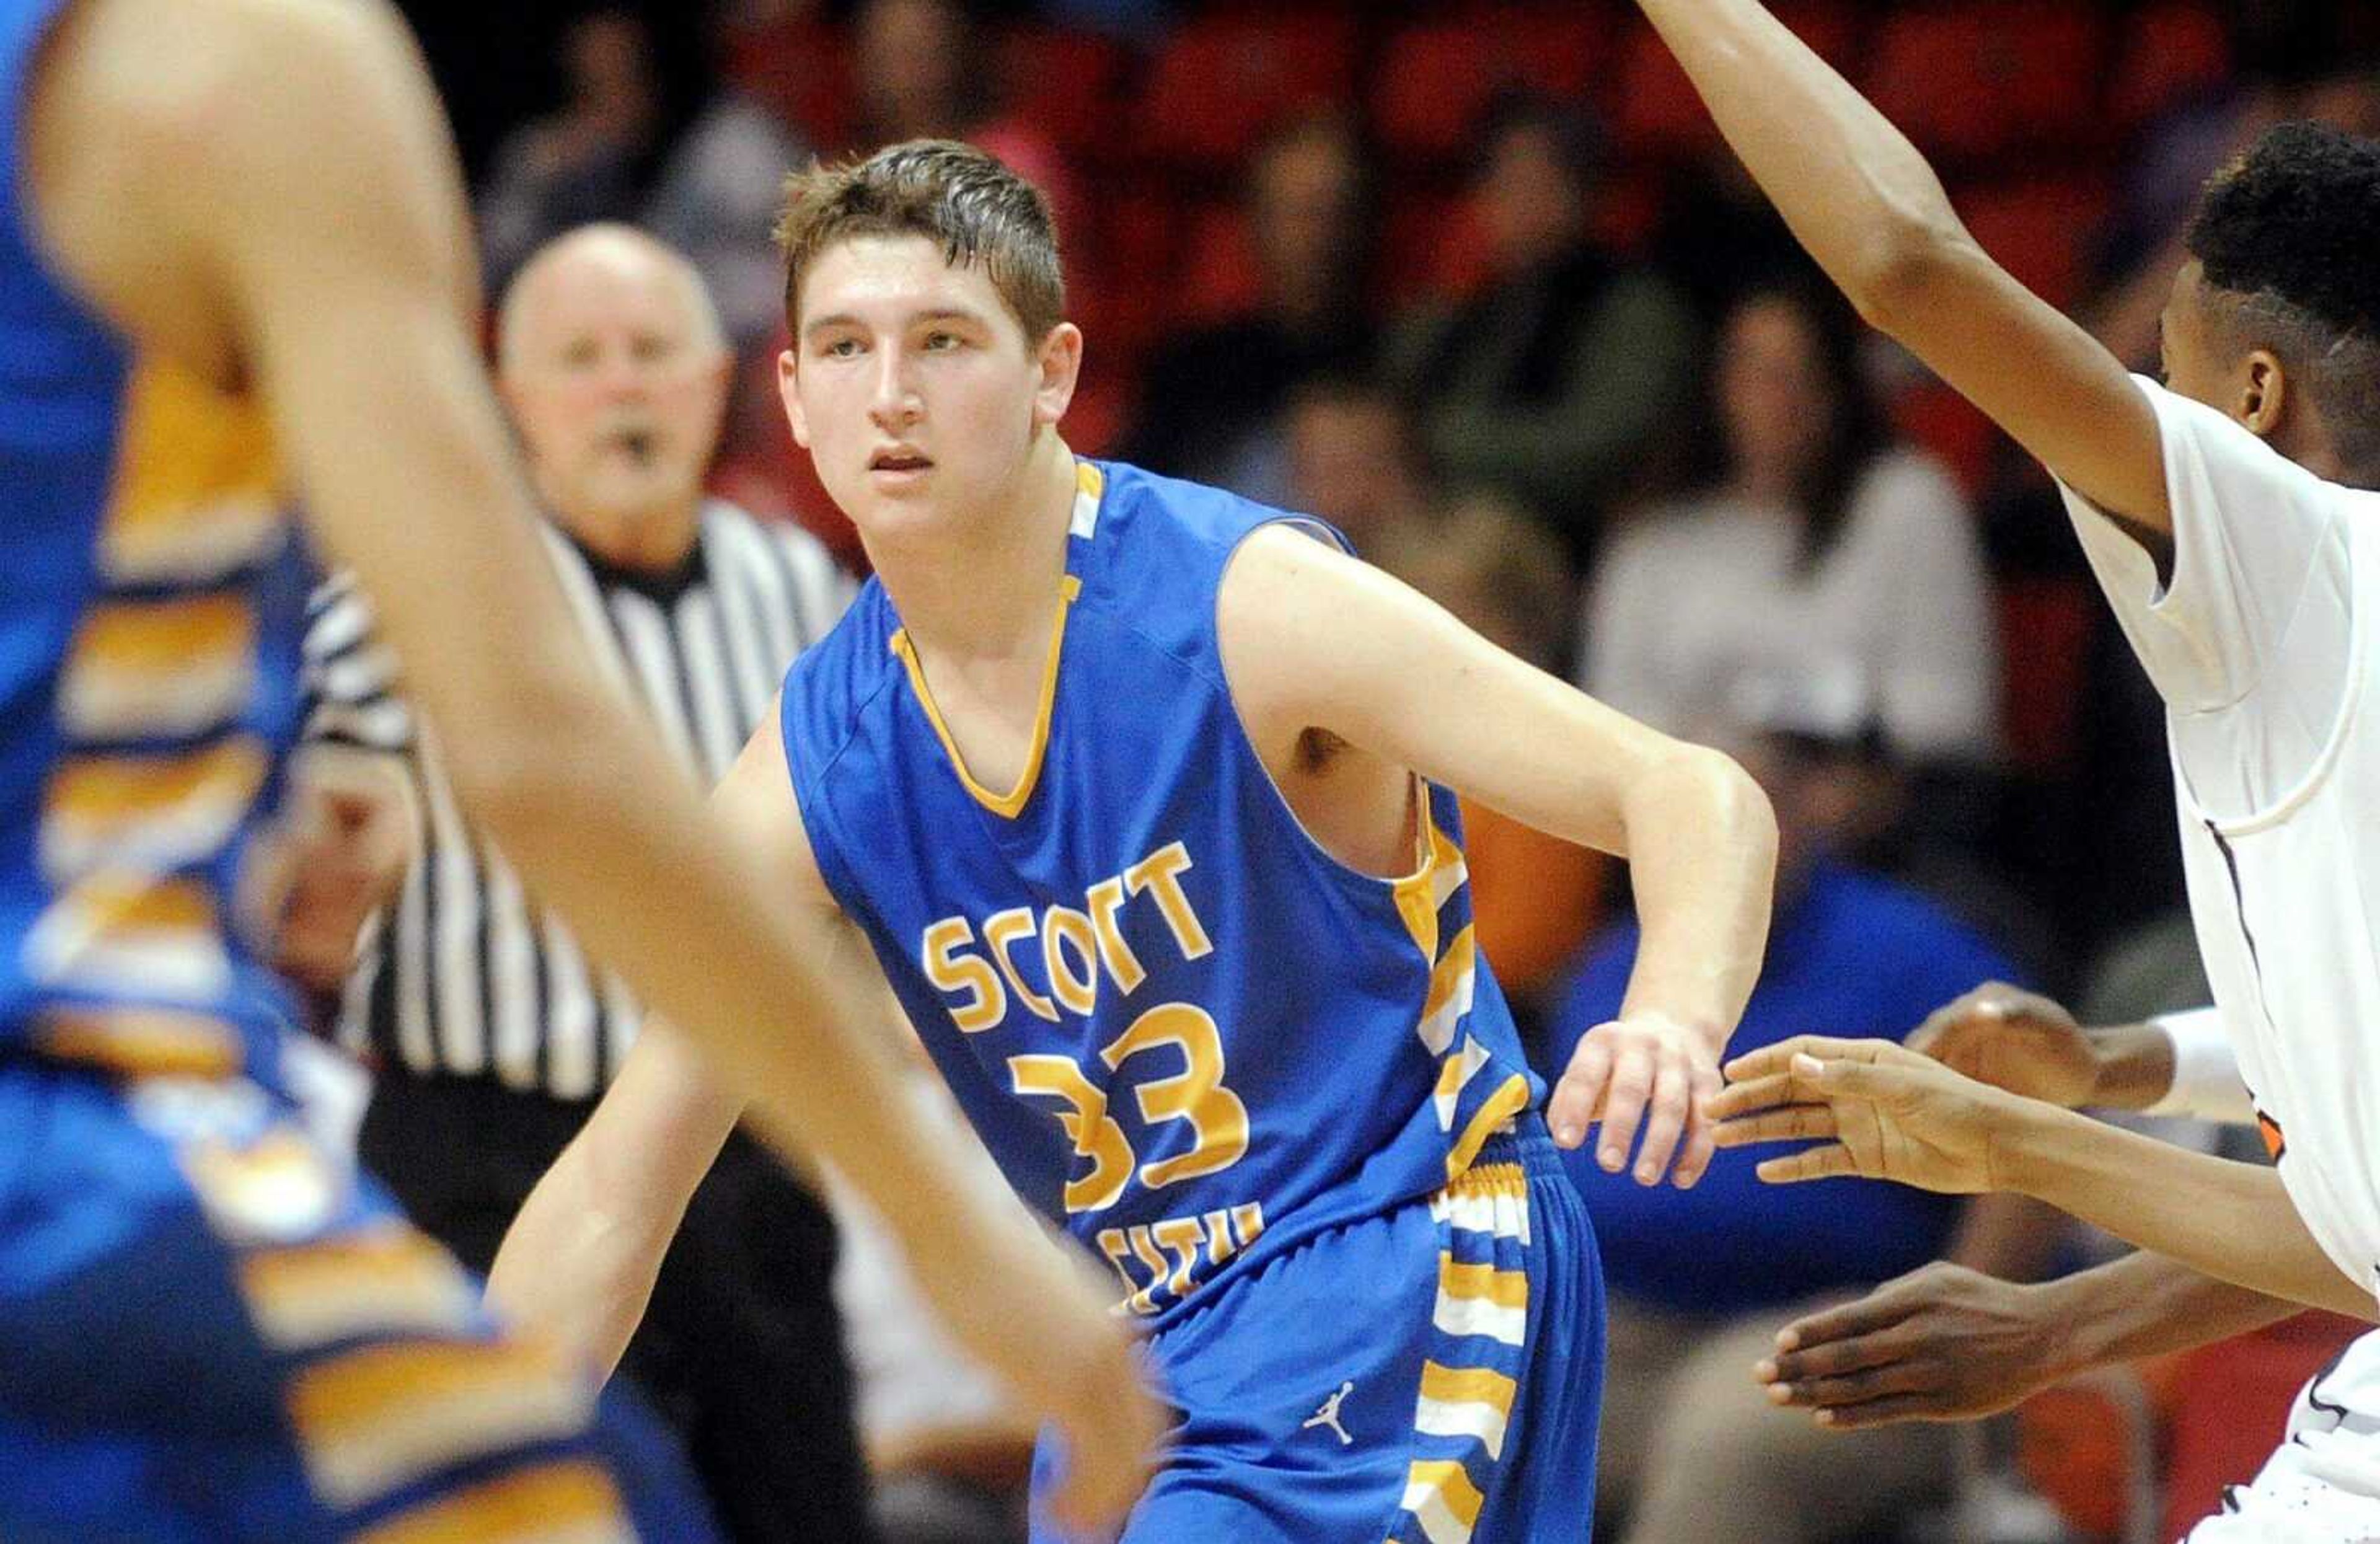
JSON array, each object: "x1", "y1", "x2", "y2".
[
  {"x1": 484, "y1": 719, "x2": 865, "y2": 1378},
  {"x1": 487, "y1": 720, "x2": 1166, "y2": 1529},
  {"x1": 32, "y1": 4, "x2": 1155, "y2": 1528},
  {"x1": 1631, "y1": 0, "x2": 2169, "y2": 533},
  {"x1": 1760, "y1": 1251, "x2": 2304, "y2": 1429}
]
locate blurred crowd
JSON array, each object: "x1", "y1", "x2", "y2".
[
  {"x1": 376, "y1": 3, "x2": 2380, "y2": 1541},
  {"x1": 416, "y1": 0, "x2": 2379, "y2": 1002}
]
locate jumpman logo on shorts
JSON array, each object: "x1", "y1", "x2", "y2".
[{"x1": 1303, "y1": 1381, "x2": 1355, "y2": 1445}]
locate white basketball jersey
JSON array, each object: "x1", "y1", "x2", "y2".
[{"x1": 2061, "y1": 377, "x2": 2380, "y2": 1302}]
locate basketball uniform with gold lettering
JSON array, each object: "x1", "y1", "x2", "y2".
[
  {"x1": 782, "y1": 457, "x2": 1604, "y2": 1542},
  {"x1": 0, "y1": 2, "x2": 711, "y2": 1535}
]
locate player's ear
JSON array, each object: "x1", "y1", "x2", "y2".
[
  {"x1": 777, "y1": 348, "x2": 811, "y2": 449},
  {"x1": 2236, "y1": 348, "x2": 2289, "y2": 441},
  {"x1": 1031, "y1": 322, "x2": 1083, "y2": 431}
]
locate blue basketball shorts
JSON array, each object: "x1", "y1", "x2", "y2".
[
  {"x1": 0, "y1": 1059, "x2": 718, "y2": 1542},
  {"x1": 1035, "y1": 1121, "x2": 1604, "y2": 1543}
]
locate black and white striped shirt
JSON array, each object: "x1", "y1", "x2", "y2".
[{"x1": 301, "y1": 500, "x2": 853, "y2": 1100}]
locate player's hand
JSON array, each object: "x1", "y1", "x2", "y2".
[
  {"x1": 1757, "y1": 1262, "x2": 2068, "y2": 1428},
  {"x1": 273, "y1": 746, "x2": 415, "y2": 992},
  {"x1": 1709, "y1": 1036, "x2": 2014, "y2": 1194},
  {"x1": 1906, "y1": 983, "x2": 2100, "y2": 1109},
  {"x1": 919, "y1": 1223, "x2": 1165, "y2": 1536},
  {"x1": 1548, "y1": 1012, "x2": 1723, "y2": 1188}
]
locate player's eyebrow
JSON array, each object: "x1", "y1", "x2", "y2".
[{"x1": 804, "y1": 306, "x2": 989, "y2": 339}]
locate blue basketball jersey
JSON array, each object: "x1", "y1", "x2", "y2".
[
  {"x1": 782, "y1": 459, "x2": 1545, "y2": 1325},
  {"x1": 0, "y1": 0, "x2": 308, "y2": 1091}
]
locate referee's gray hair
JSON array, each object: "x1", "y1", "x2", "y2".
[{"x1": 495, "y1": 224, "x2": 728, "y2": 374}]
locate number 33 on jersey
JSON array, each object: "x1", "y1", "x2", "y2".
[{"x1": 782, "y1": 461, "x2": 1544, "y2": 1324}]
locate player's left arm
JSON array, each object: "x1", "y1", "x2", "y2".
[
  {"x1": 1219, "y1": 527, "x2": 1778, "y2": 1187},
  {"x1": 485, "y1": 1008, "x2": 746, "y2": 1375}
]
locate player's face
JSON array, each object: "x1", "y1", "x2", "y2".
[
  {"x1": 781, "y1": 234, "x2": 1078, "y2": 541},
  {"x1": 500, "y1": 255, "x2": 729, "y2": 534}
]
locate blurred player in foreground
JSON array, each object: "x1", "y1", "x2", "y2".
[
  {"x1": 1624, "y1": 0, "x2": 2380, "y2": 1534},
  {"x1": 496, "y1": 139, "x2": 1778, "y2": 1542},
  {"x1": 0, "y1": 0, "x2": 1152, "y2": 1535}
]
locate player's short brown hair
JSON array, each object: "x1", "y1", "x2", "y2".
[{"x1": 774, "y1": 139, "x2": 1065, "y2": 342}]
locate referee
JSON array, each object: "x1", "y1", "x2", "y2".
[{"x1": 277, "y1": 224, "x2": 869, "y2": 1543}]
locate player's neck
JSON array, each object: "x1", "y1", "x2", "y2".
[{"x1": 870, "y1": 436, "x2": 1078, "y2": 664}]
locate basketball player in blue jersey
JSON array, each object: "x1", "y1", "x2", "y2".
[
  {"x1": 0, "y1": 3, "x2": 1154, "y2": 1538},
  {"x1": 502, "y1": 139, "x2": 1778, "y2": 1542}
]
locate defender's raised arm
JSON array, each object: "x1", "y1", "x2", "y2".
[{"x1": 1631, "y1": 0, "x2": 2167, "y2": 529}]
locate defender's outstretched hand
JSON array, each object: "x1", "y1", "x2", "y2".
[
  {"x1": 1550, "y1": 1013, "x2": 1723, "y2": 1188},
  {"x1": 1709, "y1": 1036, "x2": 2018, "y2": 1193},
  {"x1": 1757, "y1": 1262, "x2": 2068, "y2": 1429}
]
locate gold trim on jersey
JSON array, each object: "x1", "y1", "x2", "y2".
[
  {"x1": 889, "y1": 573, "x2": 1083, "y2": 820},
  {"x1": 22, "y1": 873, "x2": 230, "y2": 999},
  {"x1": 1433, "y1": 1036, "x2": 1494, "y2": 1132},
  {"x1": 1067, "y1": 457, "x2": 1106, "y2": 538},
  {"x1": 38, "y1": 736, "x2": 268, "y2": 878},
  {"x1": 59, "y1": 593, "x2": 257, "y2": 739},
  {"x1": 352, "y1": 1461, "x2": 631, "y2": 1544},
  {"x1": 30, "y1": 1004, "x2": 242, "y2": 1079},
  {"x1": 239, "y1": 1224, "x2": 479, "y2": 1353},
  {"x1": 1447, "y1": 1076, "x2": 1532, "y2": 1181},
  {"x1": 178, "y1": 1127, "x2": 343, "y2": 1246},
  {"x1": 1401, "y1": 1458, "x2": 1487, "y2": 1544},
  {"x1": 1416, "y1": 925, "x2": 1477, "y2": 1058},
  {"x1": 288, "y1": 1337, "x2": 595, "y2": 1509},
  {"x1": 97, "y1": 363, "x2": 281, "y2": 585},
  {"x1": 1391, "y1": 800, "x2": 1468, "y2": 963},
  {"x1": 28, "y1": 357, "x2": 286, "y2": 1077}
]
